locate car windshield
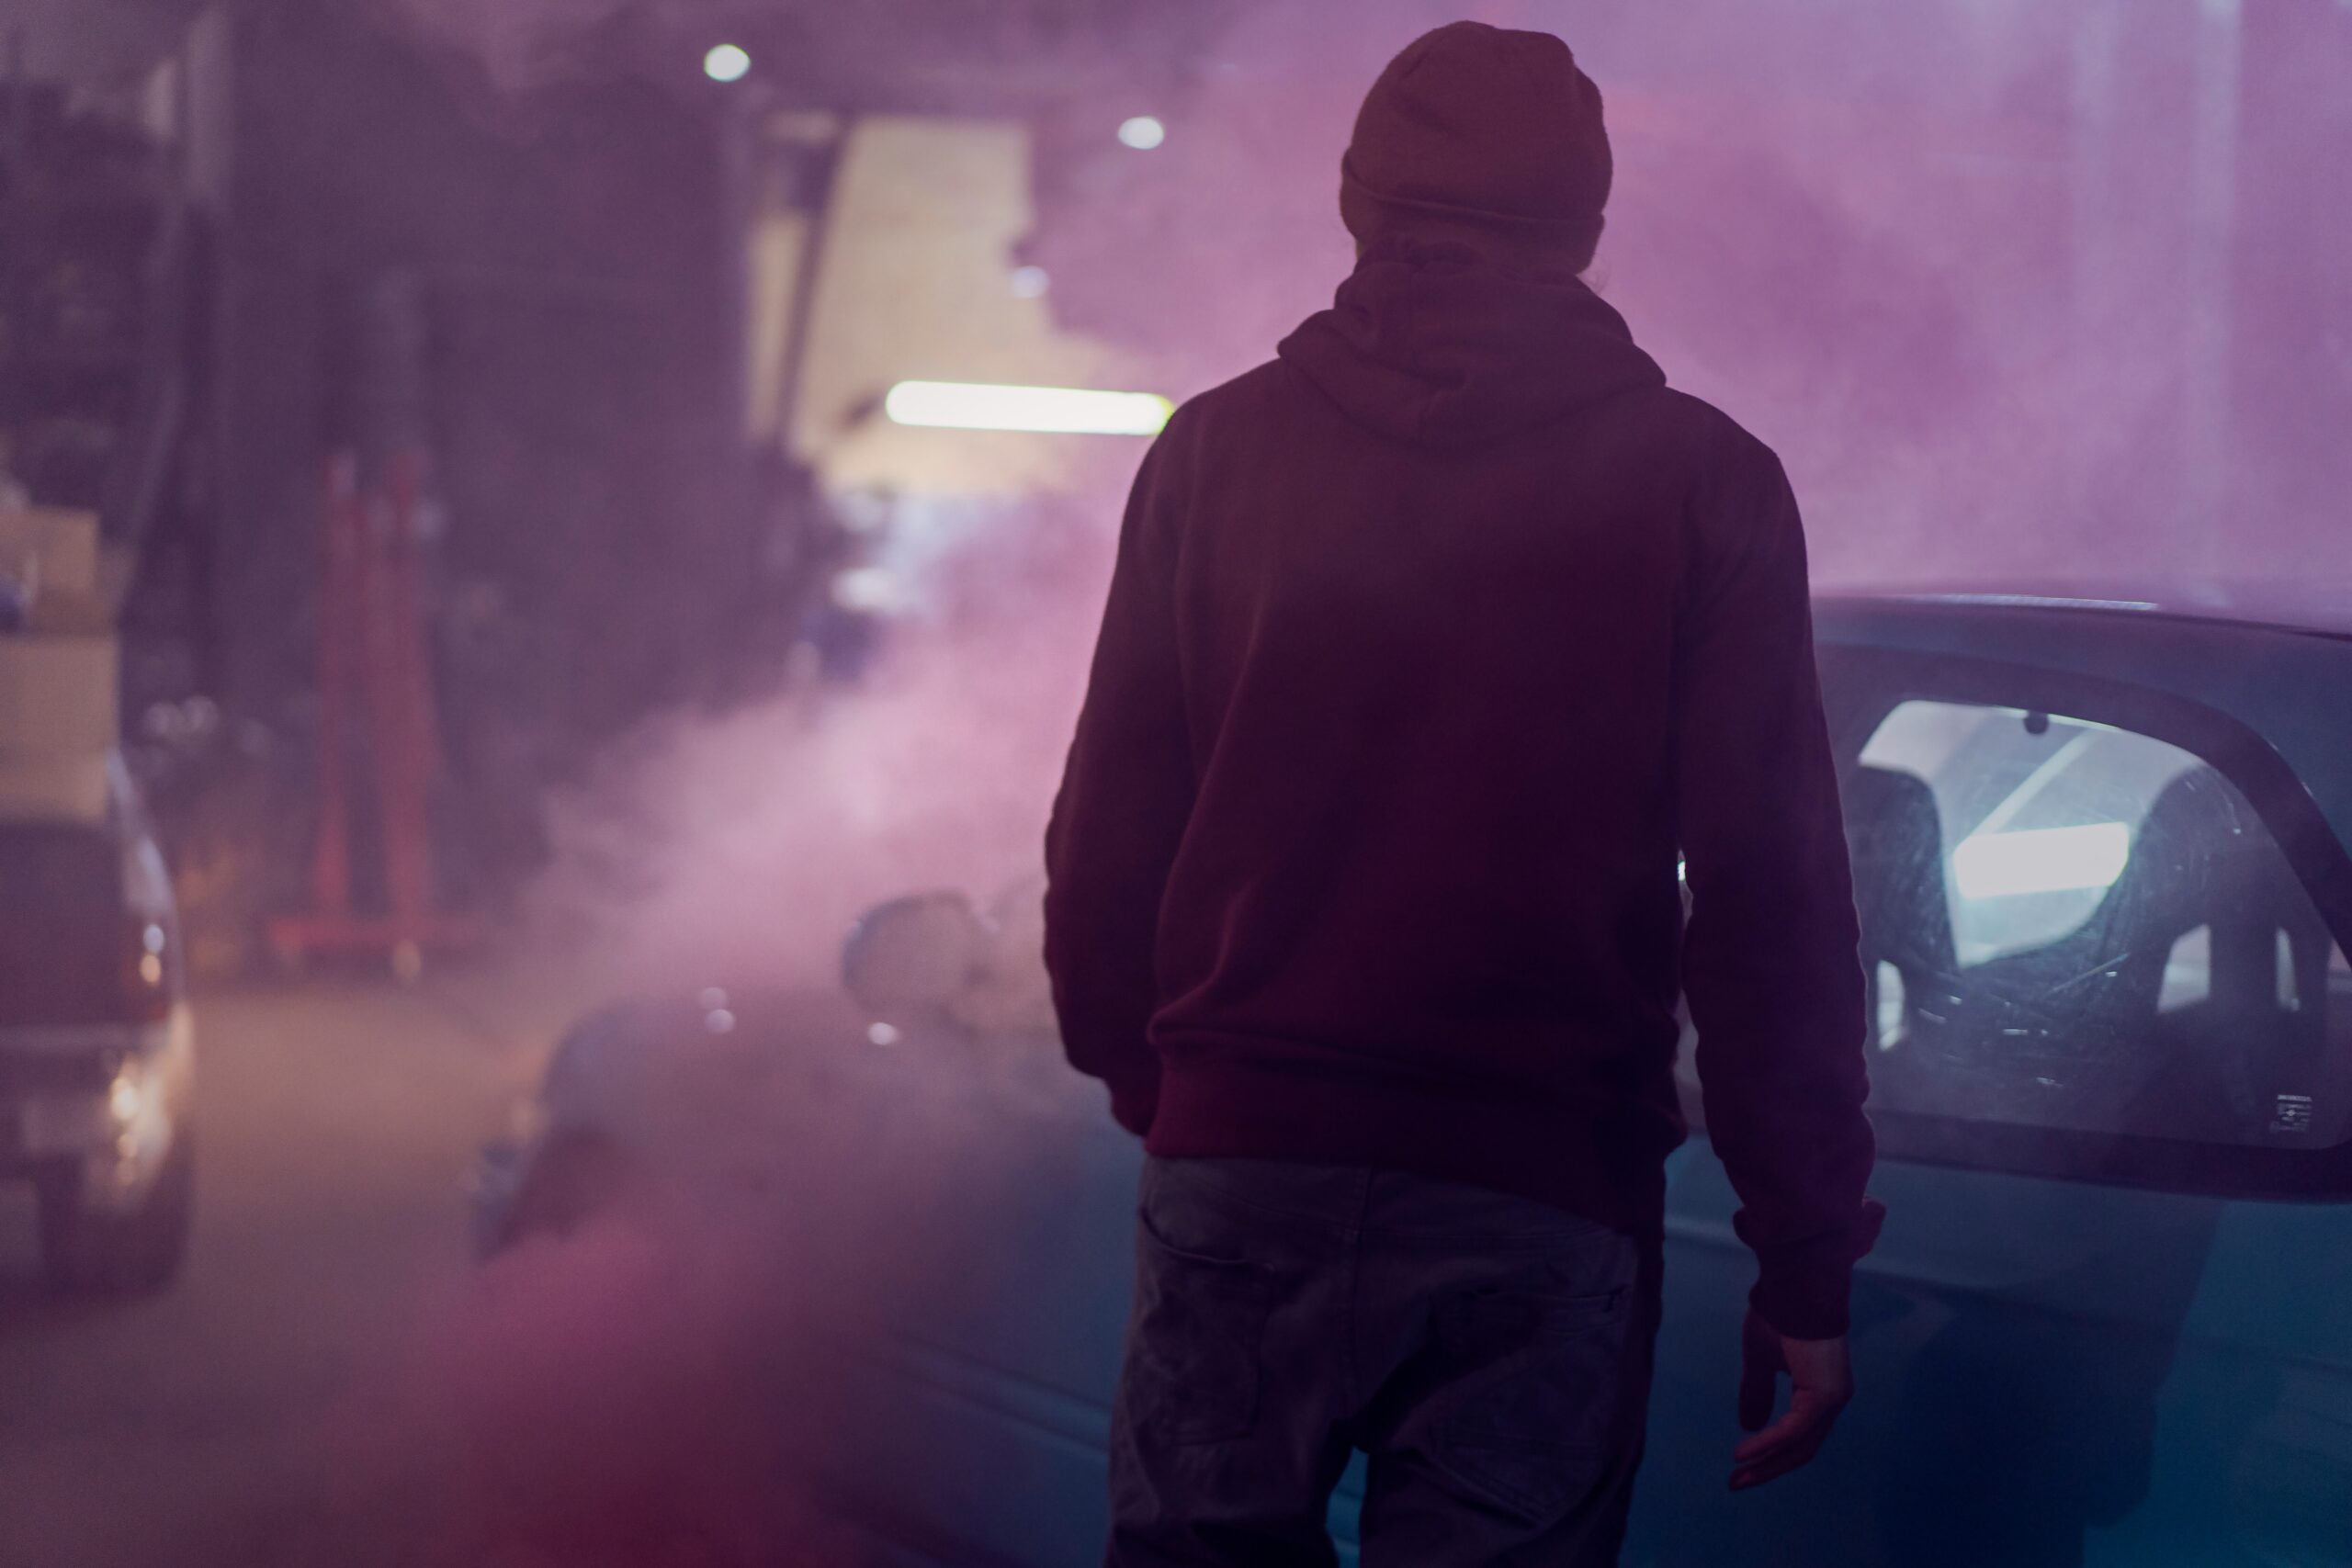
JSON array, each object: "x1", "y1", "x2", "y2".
[{"x1": 6, "y1": 3, "x2": 2350, "y2": 1565}]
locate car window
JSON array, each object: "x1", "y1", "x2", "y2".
[{"x1": 1849, "y1": 699, "x2": 2352, "y2": 1150}]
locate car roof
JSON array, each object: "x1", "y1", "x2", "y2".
[
  {"x1": 1815, "y1": 581, "x2": 2352, "y2": 641},
  {"x1": 1811, "y1": 580, "x2": 2352, "y2": 879}
]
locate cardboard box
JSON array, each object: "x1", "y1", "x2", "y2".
[
  {"x1": 0, "y1": 751, "x2": 109, "y2": 822},
  {"x1": 0, "y1": 635, "x2": 119, "y2": 757},
  {"x1": 25, "y1": 588, "x2": 113, "y2": 635},
  {"x1": 0, "y1": 507, "x2": 102, "y2": 600}
]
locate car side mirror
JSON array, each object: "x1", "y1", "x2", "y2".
[{"x1": 842, "y1": 891, "x2": 987, "y2": 1021}]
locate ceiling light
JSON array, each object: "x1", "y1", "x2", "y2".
[{"x1": 884, "y1": 380, "x2": 1173, "y2": 436}]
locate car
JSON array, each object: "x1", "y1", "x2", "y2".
[
  {"x1": 0, "y1": 756, "x2": 196, "y2": 1294},
  {"x1": 476, "y1": 589, "x2": 2352, "y2": 1566}
]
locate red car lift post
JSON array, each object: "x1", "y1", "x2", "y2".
[{"x1": 268, "y1": 449, "x2": 476, "y2": 976}]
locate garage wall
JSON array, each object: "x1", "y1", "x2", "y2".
[{"x1": 206, "y1": 0, "x2": 744, "y2": 757}]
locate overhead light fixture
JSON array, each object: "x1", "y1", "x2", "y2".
[
  {"x1": 1952, "y1": 822, "x2": 2132, "y2": 899},
  {"x1": 1117, "y1": 116, "x2": 1167, "y2": 151},
  {"x1": 704, "y1": 43, "x2": 752, "y2": 82},
  {"x1": 884, "y1": 380, "x2": 1173, "y2": 436}
]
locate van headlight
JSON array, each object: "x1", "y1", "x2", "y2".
[{"x1": 107, "y1": 1068, "x2": 145, "y2": 1126}]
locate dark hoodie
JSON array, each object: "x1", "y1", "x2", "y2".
[{"x1": 1045, "y1": 240, "x2": 1880, "y2": 1339}]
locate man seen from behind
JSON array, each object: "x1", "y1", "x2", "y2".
[{"x1": 1045, "y1": 21, "x2": 1883, "y2": 1566}]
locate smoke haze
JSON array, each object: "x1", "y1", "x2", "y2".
[
  {"x1": 521, "y1": 0, "x2": 2350, "y2": 998},
  {"x1": 267, "y1": 5, "x2": 2352, "y2": 1562}
]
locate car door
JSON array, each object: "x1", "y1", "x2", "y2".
[{"x1": 1626, "y1": 623, "x2": 2352, "y2": 1567}]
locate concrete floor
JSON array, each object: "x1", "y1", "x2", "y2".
[{"x1": 0, "y1": 976, "x2": 560, "y2": 1568}]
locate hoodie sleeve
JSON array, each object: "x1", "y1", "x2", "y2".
[
  {"x1": 1675, "y1": 423, "x2": 1883, "y2": 1341},
  {"x1": 1044, "y1": 428, "x2": 1193, "y2": 1137}
]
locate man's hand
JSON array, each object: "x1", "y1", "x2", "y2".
[{"x1": 1730, "y1": 1307, "x2": 1853, "y2": 1490}]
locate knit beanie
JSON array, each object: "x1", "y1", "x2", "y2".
[{"x1": 1340, "y1": 21, "x2": 1611, "y2": 240}]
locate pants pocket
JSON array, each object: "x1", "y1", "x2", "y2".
[
  {"x1": 1121, "y1": 1204, "x2": 1273, "y2": 1446},
  {"x1": 1425, "y1": 1277, "x2": 1634, "y2": 1524}
]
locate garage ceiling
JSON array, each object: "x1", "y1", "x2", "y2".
[{"x1": 6, "y1": 0, "x2": 209, "y2": 89}]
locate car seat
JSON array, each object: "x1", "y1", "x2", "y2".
[
  {"x1": 1959, "y1": 767, "x2": 2328, "y2": 1137},
  {"x1": 1845, "y1": 764, "x2": 1964, "y2": 1051}
]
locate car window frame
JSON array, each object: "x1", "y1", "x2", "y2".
[{"x1": 1815, "y1": 645, "x2": 2352, "y2": 1201}]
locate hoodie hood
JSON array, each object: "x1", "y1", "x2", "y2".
[{"x1": 1279, "y1": 239, "x2": 1666, "y2": 450}]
